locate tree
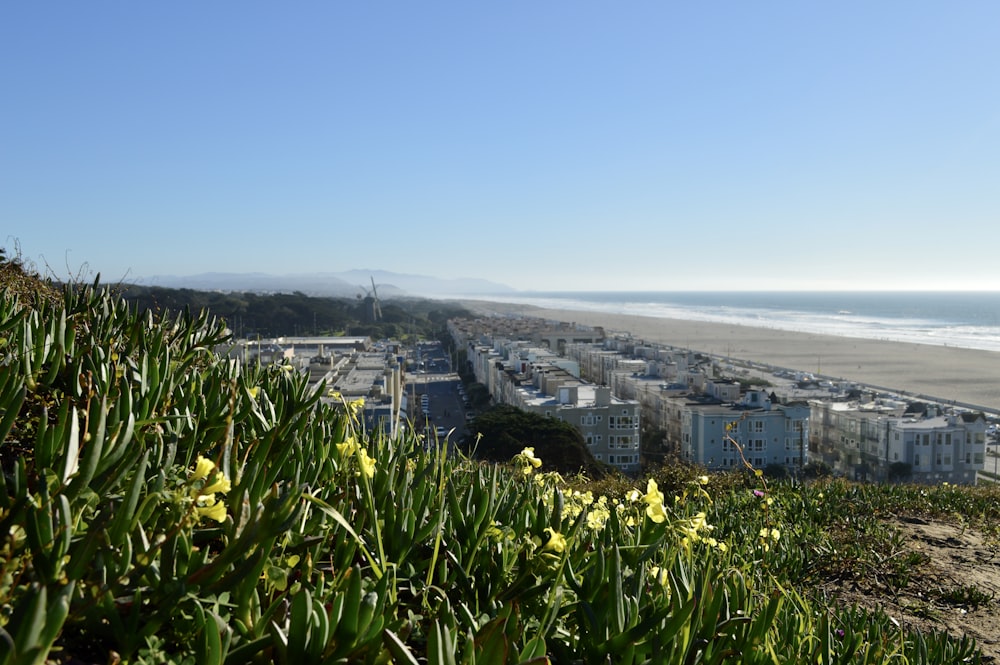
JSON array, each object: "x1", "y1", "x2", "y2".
[
  {"x1": 801, "y1": 461, "x2": 832, "y2": 479},
  {"x1": 888, "y1": 462, "x2": 913, "y2": 483},
  {"x1": 463, "y1": 405, "x2": 605, "y2": 477},
  {"x1": 763, "y1": 463, "x2": 790, "y2": 480}
]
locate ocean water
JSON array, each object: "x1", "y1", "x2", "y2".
[{"x1": 468, "y1": 291, "x2": 1000, "y2": 354}]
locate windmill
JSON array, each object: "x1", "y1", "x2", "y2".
[
  {"x1": 369, "y1": 276, "x2": 383, "y2": 321},
  {"x1": 357, "y1": 276, "x2": 382, "y2": 322}
]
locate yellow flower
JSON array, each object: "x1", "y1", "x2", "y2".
[
  {"x1": 248, "y1": 386, "x2": 260, "y2": 399},
  {"x1": 521, "y1": 447, "x2": 542, "y2": 468},
  {"x1": 336, "y1": 437, "x2": 359, "y2": 457},
  {"x1": 646, "y1": 500, "x2": 667, "y2": 524},
  {"x1": 203, "y1": 472, "x2": 232, "y2": 495},
  {"x1": 648, "y1": 566, "x2": 670, "y2": 587},
  {"x1": 357, "y1": 448, "x2": 376, "y2": 479},
  {"x1": 697, "y1": 475, "x2": 709, "y2": 485},
  {"x1": 641, "y1": 479, "x2": 668, "y2": 523},
  {"x1": 642, "y1": 479, "x2": 664, "y2": 507},
  {"x1": 190, "y1": 456, "x2": 216, "y2": 482},
  {"x1": 540, "y1": 527, "x2": 566, "y2": 554},
  {"x1": 759, "y1": 527, "x2": 780, "y2": 542},
  {"x1": 196, "y1": 498, "x2": 227, "y2": 523},
  {"x1": 515, "y1": 447, "x2": 543, "y2": 475},
  {"x1": 586, "y1": 507, "x2": 610, "y2": 531}
]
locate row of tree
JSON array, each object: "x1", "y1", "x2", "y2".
[{"x1": 115, "y1": 284, "x2": 471, "y2": 340}]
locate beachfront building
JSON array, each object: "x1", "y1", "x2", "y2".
[
  {"x1": 448, "y1": 316, "x2": 604, "y2": 355},
  {"x1": 678, "y1": 390, "x2": 811, "y2": 473},
  {"x1": 463, "y1": 335, "x2": 642, "y2": 473},
  {"x1": 565, "y1": 336, "x2": 705, "y2": 388},
  {"x1": 811, "y1": 400, "x2": 987, "y2": 484}
]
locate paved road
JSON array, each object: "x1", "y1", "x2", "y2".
[
  {"x1": 407, "y1": 340, "x2": 469, "y2": 449},
  {"x1": 409, "y1": 373, "x2": 467, "y2": 444}
]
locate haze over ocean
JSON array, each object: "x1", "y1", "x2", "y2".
[{"x1": 463, "y1": 291, "x2": 1000, "y2": 354}]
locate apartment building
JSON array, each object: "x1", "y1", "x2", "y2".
[
  {"x1": 679, "y1": 390, "x2": 811, "y2": 472},
  {"x1": 811, "y1": 400, "x2": 987, "y2": 484},
  {"x1": 464, "y1": 337, "x2": 642, "y2": 473}
]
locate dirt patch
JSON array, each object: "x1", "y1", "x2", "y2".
[{"x1": 826, "y1": 516, "x2": 1000, "y2": 662}]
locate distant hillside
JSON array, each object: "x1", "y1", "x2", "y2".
[{"x1": 139, "y1": 270, "x2": 516, "y2": 298}]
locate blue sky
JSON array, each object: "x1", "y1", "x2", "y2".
[{"x1": 3, "y1": 3, "x2": 999, "y2": 292}]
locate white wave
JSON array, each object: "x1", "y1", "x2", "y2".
[{"x1": 470, "y1": 294, "x2": 1000, "y2": 353}]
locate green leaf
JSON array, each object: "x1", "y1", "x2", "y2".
[
  {"x1": 519, "y1": 636, "x2": 547, "y2": 662},
  {"x1": 382, "y1": 629, "x2": 421, "y2": 665},
  {"x1": 108, "y1": 448, "x2": 150, "y2": 544},
  {"x1": 0, "y1": 385, "x2": 25, "y2": 448}
]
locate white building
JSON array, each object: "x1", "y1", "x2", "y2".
[
  {"x1": 465, "y1": 338, "x2": 642, "y2": 473},
  {"x1": 811, "y1": 400, "x2": 987, "y2": 484},
  {"x1": 680, "y1": 391, "x2": 810, "y2": 473}
]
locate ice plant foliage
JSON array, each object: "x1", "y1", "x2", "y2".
[{"x1": 0, "y1": 280, "x2": 991, "y2": 665}]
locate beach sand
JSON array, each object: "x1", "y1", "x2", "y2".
[{"x1": 461, "y1": 301, "x2": 1000, "y2": 413}]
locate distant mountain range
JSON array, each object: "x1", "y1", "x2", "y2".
[{"x1": 138, "y1": 270, "x2": 516, "y2": 298}]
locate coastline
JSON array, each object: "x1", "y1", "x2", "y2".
[{"x1": 460, "y1": 300, "x2": 1000, "y2": 413}]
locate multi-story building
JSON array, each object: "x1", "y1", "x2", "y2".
[
  {"x1": 463, "y1": 336, "x2": 642, "y2": 473},
  {"x1": 679, "y1": 390, "x2": 810, "y2": 472},
  {"x1": 885, "y1": 413, "x2": 987, "y2": 484},
  {"x1": 811, "y1": 399, "x2": 987, "y2": 484}
]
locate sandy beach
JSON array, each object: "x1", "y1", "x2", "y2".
[{"x1": 462, "y1": 301, "x2": 1000, "y2": 414}]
